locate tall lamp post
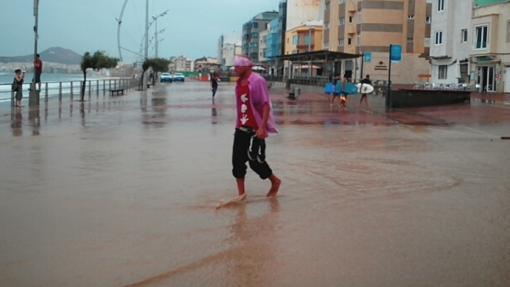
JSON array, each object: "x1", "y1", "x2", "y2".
[
  {"x1": 152, "y1": 10, "x2": 169, "y2": 58},
  {"x1": 31, "y1": 0, "x2": 40, "y2": 105}
]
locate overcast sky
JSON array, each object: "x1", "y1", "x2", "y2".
[{"x1": 0, "y1": 0, "x2": 278, "y2": 63}]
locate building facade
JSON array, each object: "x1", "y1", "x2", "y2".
[
  {"x1": 285, "y1": 21, "x2": 324, "y2": 54},
  {"x1": 242, "y1": 11, "x2": 279, "y2": 63},
  {"x1": 218, "y1": 33, "x2": 242, "y2": 70},
  {"x1": 286, "y1": 0, "x2": 323, "y2": 31},
  {"x1": 173, "y1": 56, "x2": 193, "y2": 72},
  {"x1": 470, "y1": 0, "x2": 510, "y2": 93},
  {"x1": 430, "y1": 0, "x2": 472, "y2": 86},
  {"x1": 266, "y1": 1, "x2": 288, "y2": 76},
  {"x1": 323, "y1": 0, "x2": 432, "y2": 84}
]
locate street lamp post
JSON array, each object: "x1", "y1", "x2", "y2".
[
  {"x1": 144, "y1": 0, "x2": 149, "y2": 60},
  {"x1": 152, "y1": 10, "x2": 168, "y2": 58},
  {"x1": 31, "y1": 0, "x2": 40, "y2": 105}
]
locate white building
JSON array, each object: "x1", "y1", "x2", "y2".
[
  {"x1": 286, "y1": 0, "x2": 322, "y2": 31},
  {"x1": 174, "y1": 56, "x2": 193, "y2": 72},
  {"x1": 470, "y1": 0, "x2": 510, "y2": 93},
  {"x1": 430, "y1": 0, "x2": 473, "y2": 86},
  {"x1": 218, "y1": 33, "x2": 242, "y2": 70}
]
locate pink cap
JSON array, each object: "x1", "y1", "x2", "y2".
[{"x1": 234, "y1": 56, "x2": 253, "y2": 67}]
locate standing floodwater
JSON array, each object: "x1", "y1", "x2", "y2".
[{"x1": 0, "y1": 81, "x2": 509, "y2": 287}]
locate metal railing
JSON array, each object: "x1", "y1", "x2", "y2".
[{"x1": 0, "y1": 77, "x2": 138, "y2": 107}]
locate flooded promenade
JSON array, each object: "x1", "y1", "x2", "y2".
[{"x1": 0, "y1": 81, "x2": 509, "y2": 286}]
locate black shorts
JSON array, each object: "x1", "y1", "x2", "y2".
[{"x1": 232, "y1": 128, "x2": 272, "y2": 179}]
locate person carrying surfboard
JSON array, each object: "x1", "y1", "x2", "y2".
[
  {"x1": 359, "y1": 74, "x2": 372, "y2": 109},
  {"x1": 229, "y1": 55, "x2": 281, "y2": 202}
]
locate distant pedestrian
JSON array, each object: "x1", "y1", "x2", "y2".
[
  {"x1": 222, "y1": 55, "x2": 281, "y2": 206},
  {"x1": 339, "y1": 74, "x2": 350, "y2": 109},
  {"x1": 34, "y1": 54, "x2": 43, "y2": 91},
  {"x1": 12, "y1": 69, "x2": 25, "y2": 107},
  {"x1": 210, "y1": 72, "x2": 219, "y2": 100},
  {"x1": 330, "y1": 76, "x2": 341, "y2": 106},
  {"x1": 359, "y1": 74, "x2": 372, "y2": 109}
]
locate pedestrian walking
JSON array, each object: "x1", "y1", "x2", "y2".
[
  {"x1": 224, "y1": 55, "x2": 281, "y2": 205},
  {"x1": 211, "y1": 72, "x2": 219, "y2": 101},
  {"x1": 12, "y1": 69, "x2": 25, "y2": 107},
  {"x1": 339, "y1": 74, "x2": 350, "y2": 109},
  {"x1": 34, "y1": 54, "x2": 43, "y2": 91},
  {"x1": 359, "y1": 74, "x2": 372, "y2": 109}
]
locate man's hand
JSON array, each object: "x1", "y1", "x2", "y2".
[{"x1": 256, "y1": 126, "x2": 268, "y2": 139}]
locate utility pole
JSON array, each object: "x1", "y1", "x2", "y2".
[{"x1": 144, "y1": 0, "x2": 149, "y2": 60}]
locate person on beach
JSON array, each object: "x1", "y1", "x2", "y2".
[
  {"x1": 359, "y1": 74, "x2": 372, "y2": 109},
  {"x1": 12, "y1": 69, "x2": 25, "y2": 107},
  {"x1": 211, "y1": 72, "x2": 219, "y2": 100},
  {"x1": 230, "y1": 55, "x2": 281, "y2": 202},
  {"x1": 34, "y1": 54, "x2": 43, "y2": 91}
]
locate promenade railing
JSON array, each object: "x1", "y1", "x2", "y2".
[{"x1": 0, "y1": 77, "x2": 138, "y2": 107}]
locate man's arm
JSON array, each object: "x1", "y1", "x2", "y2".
[{"x1": 256, "y1": 104, "x2": 270, "y2": 139}]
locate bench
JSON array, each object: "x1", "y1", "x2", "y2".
[{"x1": 109, "y1": 88, "x2": 125, "y2": 96}]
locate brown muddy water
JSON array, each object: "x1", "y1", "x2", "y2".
[{"x1": 0, "y1": 82, "x2": 509, "y2": 287}]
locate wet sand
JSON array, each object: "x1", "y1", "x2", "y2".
[{"x1": 0, "y1": 82, "x2": 509, "y2": 287}]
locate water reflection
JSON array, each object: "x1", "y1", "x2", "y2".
[
  {"x1": 28, "y1": 105, "x2": 40, "y2": 136},
  {"x1": 211, "y1": 105, "x2": 218, "y2": 124},
  {"x1": 10, "y1": 107, "x2": 23, "y2": 137},
  {"x1": 226, "y1": 198, "x2": 280, "y2": 286}
]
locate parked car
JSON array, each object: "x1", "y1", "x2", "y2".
[
  {"x1": 173, "y1": 73, "x2": 185, "y2": 82},
  {"x1": 160, "y1": 72, "x2": 173, "y2": 83}
]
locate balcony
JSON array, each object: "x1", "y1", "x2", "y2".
[
  {"x1": 346, "y1": 23, "x2": 356, "y2": 35},
  {"x1": 347, "y1": 0, "x2": 356, "y2": 12}
]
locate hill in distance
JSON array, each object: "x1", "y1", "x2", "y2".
[{"x1": 0, "y1": 47, "x2": 82, "y2": 65}]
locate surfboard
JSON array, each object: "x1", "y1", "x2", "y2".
[
  {"x1": 356, "y1": 83, "x2": 374, "y2": 94},
  {"x1": 345, "y1": 83, "x2": 358, "y2": 95}
]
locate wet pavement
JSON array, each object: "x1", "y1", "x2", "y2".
[{"x1": 0, "y1": 81, "x2": 509, "y2": 287}]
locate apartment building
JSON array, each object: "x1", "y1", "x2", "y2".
[
  {"x1": 323, "y1": 0, "x2": 432, "y2": 84},
  {"x1": 285, "y1": 21, "x2": 325, "y2": 54},
  {"x1": 470, "y1": 0, "x2": 510, "y2": 93},
  {"x1": 218, "y1": 33, "x2": 242, "y2": 69},
  {"x1": 430, "y1": 0, "x2": 472, "y2": 86},
  {"x1": 242, "y1": 11, "x2": 279, "y2": 63}
]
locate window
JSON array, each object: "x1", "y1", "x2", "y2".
[
  {"x1": 437, "y1": 0, "x2": 445, "y2": 11},
  {"x1": 461, "y1": 29, "x2": 468, "y2": 42},
  {"x1": 426, "y1": 16, "x2": 431, "y2": 24},
  {"x1": 339, "y1": 17, "x2": 345, "y2": 25},
  {"x1": 292, "y1": 35, "x2": 298, "y2": 45},
  {"x1": 507, "y1": 21, "x2": 510, "y2": 43},
  {"x1": 349, "y1": 16, "x2": 353, "y2": 23},
  {"x1": 475, "y1": 25, "x2": 488, "y2": 49},
  {"x1": 253, "y1": 22, "x2": 258, "y2": 29},
  {"x1": 435, "y1": 31, "x2": 443, "y2": 44},
  {"x1": 438, "y1": 65, "x2": 448, "y2": 79},
  {"x1": 348, "y1": 38, "x2": 352, "y2": 45}
]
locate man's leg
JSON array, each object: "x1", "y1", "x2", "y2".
[
  {"x1": 248, "y1": 138, "x2": 281, "y2": 197},
  {"x1": 232, "y1": 129, "x2": 250, "y2": 197}
]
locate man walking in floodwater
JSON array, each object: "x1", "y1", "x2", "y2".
[{"x1": 230, "y1": 56, "x2": 281, "y2": 202}]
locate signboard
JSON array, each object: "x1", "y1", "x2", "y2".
[
  {"x1": 363, "y1": 52, "x2": 372, "y2": 63},
  {"x1": 390, "y1": 45, "x2": 402, "y2": 63}
]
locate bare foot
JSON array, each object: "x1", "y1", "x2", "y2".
[{"x1": 267, "y1": 177, "x2": 281, "y2": 197}]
